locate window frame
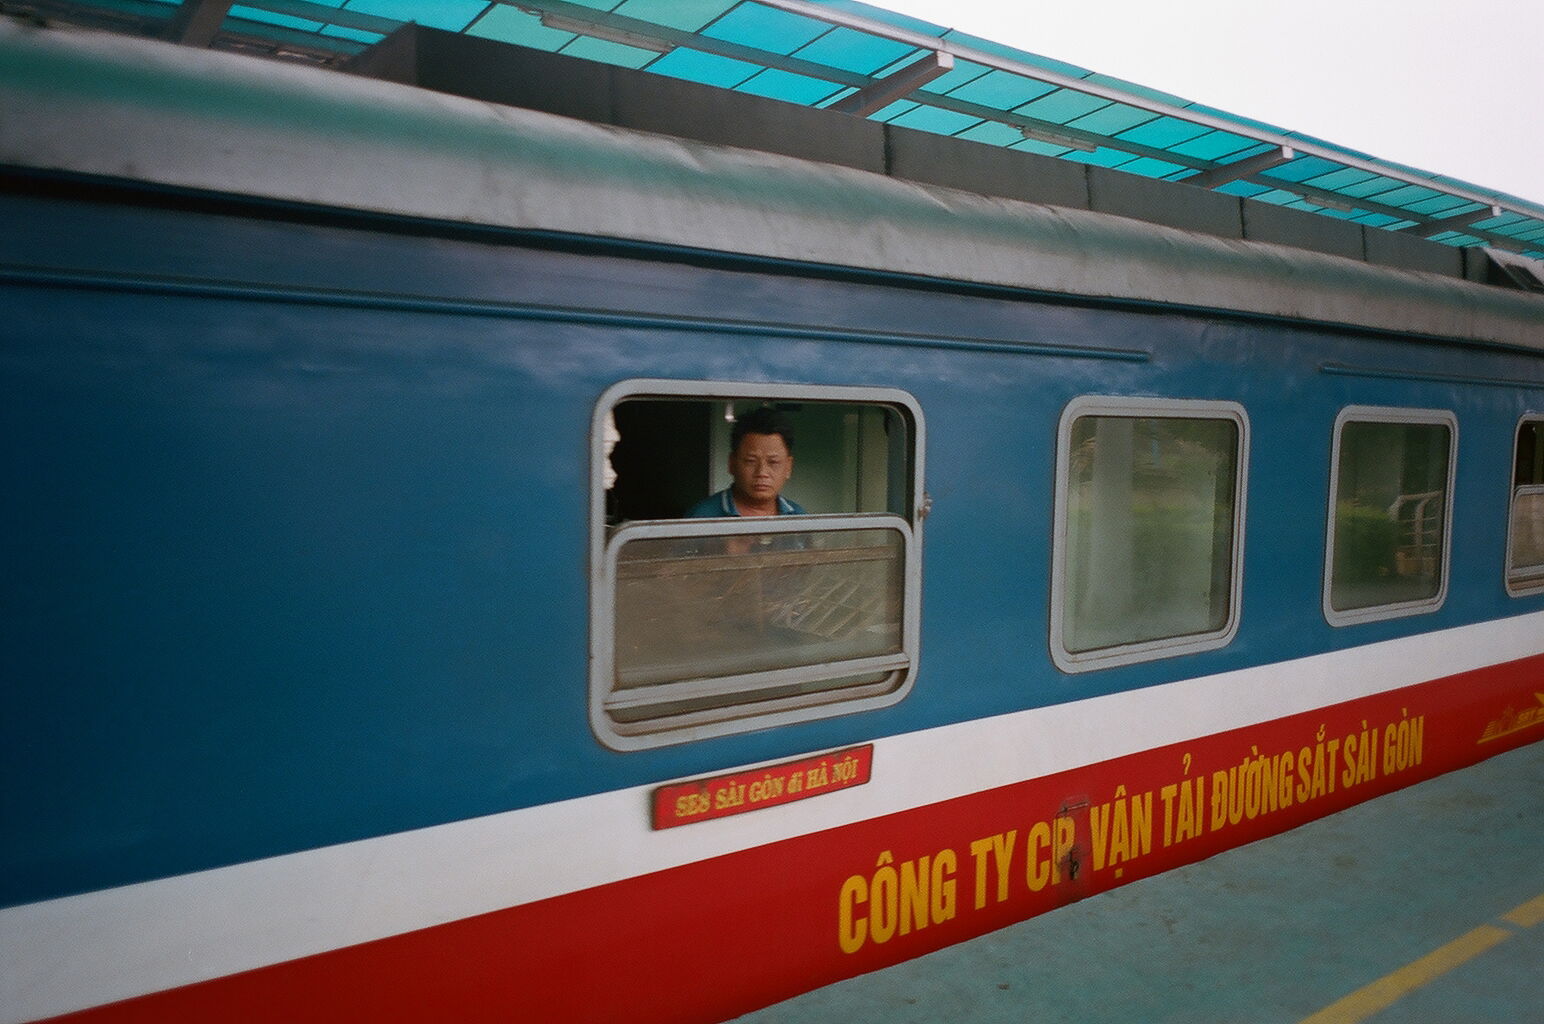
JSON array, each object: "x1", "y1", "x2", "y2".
[
  {"x1": 589, "y1": 379, "x2": 926, "y2": 751},
  {"x1": 1322, "y1": 405, "x2": 1457, "y2": 626},
  {"x1": 1049, "y1": 395, "x2": 1250, "y2": 674},
  {"x1": 1506, "y1": 413, "x2": 1544, "y2": 597}
]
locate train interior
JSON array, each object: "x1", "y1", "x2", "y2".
[{"x1": 606, "y1": 398, "x2": 911, "y2": 523}]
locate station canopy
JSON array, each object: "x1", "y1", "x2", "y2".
[{"x1": 20, "y1": 0, "x2": 1544, "y2": 259}]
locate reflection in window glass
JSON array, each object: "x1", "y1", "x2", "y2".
[
  {"x1": 609, "y1": 527, "x2": 905, "y2": 723},
  {"x1": 1509, "y1": 419, "x2": 1544, "y2": 592},
  {"x1": 1329, "y1": 420, "x2": 1451, "y2": 612},
  {"x1": 1063, "y1": 415, "x2": 1240, "y2": 655}
]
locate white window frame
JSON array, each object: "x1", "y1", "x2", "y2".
[
  {"x1": 589, "y1": 379, "x2": 925, "y2": 751},
  {"x1": 1322, "y1": 406, "x2": 1457, "y2": 626},
  {"x1": 1506, "y1": 414, "x2": 1544, "y2": 596},
  {"x1": 1049, "y1": 396, "x2": 1249, "y2": 674}
]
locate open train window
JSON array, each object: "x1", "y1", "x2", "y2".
[
  {"x1": 1050, "y1": 397, "x2": 1248, "y2": 673},
  {"x1": 589, "y1": 380, "x2": 924, "y2": 750},
  {"x1": 1507, "y1": 416, "x2": 1544, "y2": 595},
  {"x1": 1324, "y1": 407, "x2": 1456, "y2": 625}
]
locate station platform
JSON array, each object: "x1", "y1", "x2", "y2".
[{"x1": 734, "y1": 739, "x2": 1544, "y2": 1024}]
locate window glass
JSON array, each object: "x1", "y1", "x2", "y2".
[
  {"x1": 1326, "y1": 411, "x2": 1454, "y2": 621},
  {"x1": 1052, "y1": 399, "x2": 1246, "y2": 671},
  {"x1": 608, "y1": 526, "x2": 905, "y2": 723},
  {"x1": 1508, "y1": 418, "x2": 1544, "y2": 593},
  {"x1": 591, "y1": 382, "x2": 923, "y2": 749}
]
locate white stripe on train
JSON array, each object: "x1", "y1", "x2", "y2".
[{"x1": 4, "y1": 609, "x2": 1542, "y2": 1023}]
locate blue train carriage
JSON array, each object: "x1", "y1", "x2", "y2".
[{"x1": 2, "y1": 18, "x2": 1543, "y2": 1024}]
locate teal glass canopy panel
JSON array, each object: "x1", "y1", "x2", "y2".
[
  {"x1": 943, "y1": 29, "x2": 1091, "y2": 81},
  {"x1": 945, "y1": 70, "x2": 1056, "y2": 111},
  {"x1": 701, "y1": 2, "x2": 832, "y2": 55},
  {"x1": 735, "y1": 67, "x2": 844, "y2": 104},
  {"x1": 466, "y1": 6, "x2": 577, "y2": 49},
  {"x1": 813, "y1": 0, "x2": 947, "y2": 37},
  {"x1": 1303, "y1": 167, "x2": 1381, "y2": 192},
  {"x1": 1015, "y1": 88, "x2": 1110, "y2": 125},
  {"x1": 648, "y1": 47, "x2": 762, "y2": 88},
  {"x1": 344, "y1": 0, "x2": 486, "y2": 31},
  {"x1": 561, "y1": 35, "x2": 660, "y2": 69},
  {"x1": 1289, "y1": 201, "x2": 1359, "y2": 220},
  {"x1": 869, "y1": 99, "x2": 921, "y2": 122},
  {"x1": 613, "y1": 0, "x2": 736, "y2": 33},
  {"x1": 886, "y1": 105, "x2": 982, "y2": 136},
  {"x1": 1215, "y1": 180, "x2": 1274, "y2": 199},
  {"x1": 955, "y1": 121, "x2": 1029, "y2": 147},
  {"x1": 1373, "y1": 184, "x2": 1447, "y2": 209},
  {"x1": 1167, "y1": 131, "x2": 1265, "y2": 162},
  {"x1": 1060, "y1": 146, "x2": 1143, "y2": 169},
  {"x1": 1119, "y1": 156, "x2": 1190, "y2": 179},
  {"x1": 1260, "y1": 155, "x2": 1345, "y2": 184},
  {"x1": 1115, "y1": 116, "x2": 1212, "y2": 150},
  {"x1": 1429, "y1": 232, "x2": 1484, "y2": 247},
  {"x1": 923, "y1": 58, "x2": 993, "y2": 95},
  {"x1": 229, "y1": 6, "x2": 324, "y2": 32},
  {"x1": 1066, "y1": 102, "x2": 1155, "y2": 136},
  {"x1": 791, "y1": 26, "x2": 916, "y2": 75},
  {"x1": 1405, "y1": 197, "x2": 1481, "y2": 218},
  {"x1": 1012, "y1": 137, "x2": 1075, "y2": 158},
  {"x1": 1337, "y1": 175, "x2": 1412, "y2": 200}
]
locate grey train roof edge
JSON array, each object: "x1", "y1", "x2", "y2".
[{"x1": 2, "y1": 21, "x2": 1540, "y2": 352}]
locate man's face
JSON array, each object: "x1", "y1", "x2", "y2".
[{"x1": 729, "y1": 432, "x2": 793, "y2": 508}]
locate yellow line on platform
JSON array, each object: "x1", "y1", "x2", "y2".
[
  {"x1": 1297, "y1": 924, "x2": 1513, "y2": 1024},
  {"x1": 1501, "y1": 891, "x2": 1544, "y2": 928}
]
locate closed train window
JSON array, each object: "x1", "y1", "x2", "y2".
[
  {"x1": 1508, "y1": 416, "x2": 1544, "y2": 595},
  {"x1": 1050, "y1": 397, "x2": 1248, "y2": 672},
  {"x1": 590, "y1": 380, "x2": 924, "y2": 750},
  {"x1": 1323, "y1": 407, "x2": 1456, "y2": 625}
]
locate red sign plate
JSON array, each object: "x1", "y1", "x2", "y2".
[{"x1": 652, "y1": 744, "x2": 874, "y2": 829}]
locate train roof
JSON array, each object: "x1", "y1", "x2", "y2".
[
  {"x1": 17, "y1": 0, "x2": 1544, "y2": 262},
  {"x1": 2, "y1": 18, "x2": 1542, "y2": 353}
]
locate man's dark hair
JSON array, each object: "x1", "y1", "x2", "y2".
[{"x1": 731, "y1": 407, "x2": 794, "y2": 456}]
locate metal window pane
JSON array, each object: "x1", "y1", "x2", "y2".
[
  {"x1": 1330, "y1": 421, "x2": 1451, "y2": 612},
  {"x1": 1063, "y1": 416, "x2": 1240, "y2": 654},
  {"x1": 614, "y1": 528, "x2": 905, "y2": 690}
]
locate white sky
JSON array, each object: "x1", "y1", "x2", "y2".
[{"x1": 874, "y1": 0, "x2": 1544, "y2": 208}]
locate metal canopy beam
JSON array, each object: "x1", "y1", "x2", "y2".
[
  {"x1": 1185, "y1": 146, "x2": 1295, "y2": 189},
  {"x1": 831, "y1": 50, "x2": 953, "y2": 117},
  {"x1": 1409, "y1": 204, "x2": 1503, "y2": 236},
  {"x1": 166, "y1": 0, "x2": 234, "y2": 47}
]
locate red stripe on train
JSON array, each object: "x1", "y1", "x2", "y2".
[{"x1": 48, "y1": 654, "x2": 1544, "y2": 1024}]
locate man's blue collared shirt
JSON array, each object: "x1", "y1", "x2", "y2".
[{"x1": 685, "y1": 488, "x2": 806, "y2": 518}]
